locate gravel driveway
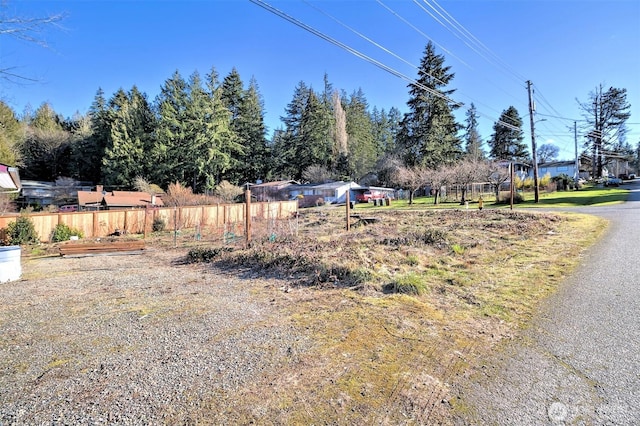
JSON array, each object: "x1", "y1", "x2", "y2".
[
  {"x1": 457, "y1": 180, "x2": 640, "y2": 425},
  {"x1": 0, "y1": 248, "x2": 305, "y2": 425}
]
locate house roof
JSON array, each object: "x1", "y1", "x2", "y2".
[
  {"x1": 538, "y1": 160, "x2": 577, "y2": 168},
  {"x1": 77, "y1": 190, "x2": 103, "y2": 206},
  {"x1": 0, "y1": 164, "x2": 21, "y2": 193},
  {"x1": 309, "y1": 181, "x2": 363, "y2": 190},
  {"x1": 104, "y1": 191, "x2": 163, "y2": 208},
  {"x1": 77, "y1": 190, "x2": 163, "y2": 208},
  {"x1": 251, "y1": 180, "x2": 299, "y2": 188}
]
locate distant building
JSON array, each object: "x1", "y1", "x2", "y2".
[
  {"x1": 0, "y1": 164, "x2": 21, "y2": 193},
  {"x1": 533, "y1": 160, "x2": 586, "y2": 180},
  {"x1": 77, "y1": 185, "x2": 163, "y2": 210}
]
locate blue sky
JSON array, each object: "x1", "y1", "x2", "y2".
[{"x1": 1, "y1": 0, "x2": 639, "y2": 162}]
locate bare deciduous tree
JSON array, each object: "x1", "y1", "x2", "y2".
[
  {"x1": 425, "y1": 167, "x2": 453, "y2": 205},
  {"x1": 392, "y1": 165, "x2": 431, "y2": 205},
  {"x1": 484, "y1": 161, "x2": 510, "y2": 200},
  {"x1": 332, "y1": 91, "x2": 348, "y2": 156},
  {"x1": 0, "y1": 7, "x2": 66, "y2": 82},
  {"x1": 302, "y1": 165, "x2": 333, "y2": 184},
  {"x1": 450, "y1": 159, "x2": 483, "y2": 204},
  {"x1": 214, "y1": 180, "x2": 242, "y2": 203}
]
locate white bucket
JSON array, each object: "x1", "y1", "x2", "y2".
[{"x1": 0, "y1": 245, "x2": 22, "y2": 283}]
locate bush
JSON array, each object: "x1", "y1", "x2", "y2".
[
  {"x1": 152, "y1": 217, "x2": 166, "y2": 232},
  {"x1": 5, "y1": 215, "x2": 39, "y2": 245},
  {"x1": 51, "y1": 223, "x2": 84, "y2": 242},
  {"x1": 496, "y1": 191, "x2": 524, "y2": 204},
  {"x1": 186, "y1": 247, "x2": 232, "y2": 263}
]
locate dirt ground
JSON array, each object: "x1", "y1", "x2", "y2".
[{"x1": 0, "y1": 207, "x2": 605, "y2": 424}]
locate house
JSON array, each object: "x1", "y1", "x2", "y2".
[
  {"x1": 0, "y1": 164, "x2": 21, "y2": 193},
  {"x1": 288, "y1": 181, "x2": 364, "y2": 205},
  {"x1": 78, "y1": 185, "x2": 163, "y2": 210},
  {"x1": 532, "y1": 160, "x2": 586, "y2": 181},
  {"x1": 16, "y1": 179, "x2": 93, "y2": 209},
  {"x1": 497, "y1": 160, "x2": 530, "y2": 180}
]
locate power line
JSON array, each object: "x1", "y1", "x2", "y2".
[
  {"x1": 250, "y1": 0, "x2": 522, "y2": 132},
  {"x1": 301, "y1": 0, "x2": 417, "y2": 70},
  {"x1": 374, "y1": 0, "x2": 470, "y2": 68},
  {"x1": 418, "y1": 0, "x2": 526, "y2": 84},
  {"x1": 302, "y1": 0, "x2": 522, "y2": 130},
  {"x1": 249, "y1": 0, "x2": 459, "y2": 105}
]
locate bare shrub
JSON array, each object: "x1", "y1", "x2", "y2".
[{"x1": 214, "y1": 180, "x2": 243, "y2": 203}]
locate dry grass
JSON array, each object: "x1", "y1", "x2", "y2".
[{"x1": 190, "y1": 207, "x2": 606, "y2": 424}]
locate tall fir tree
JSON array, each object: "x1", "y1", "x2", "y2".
[
  {"x1": 192, "y1": 69, "x2": 241, "y2": 191},
  {"x1": 154, "y1": 70, "x2": 190, "y2": 187},
  {"x1": 101, "y1": 86, "x2": 156, "y2": 188},
  {"x1": 345, "y1": 88, "x2": 376, "y2": 180},
  {"x1": 72, "y1": 88, "x2": 110, "y2": 184},
  {"x1": 154, "y1": 69, "x2": 239, "y2": 191},
  {"x1": 241, "y1": 77, "x2": 270, "y2": 184},
  {"x1": 220, "y1": 69, "x2": 269, "y2": 185},
  {"x1": 463, "y1": 103, "x2": 484, "y2": 161},
  {"x1": 488, "y1": 106, "x2": 528, "y2": 161},
  {"x1": 274, "y1": 82, "x2": 332, "y2": 180},
  {"x1": 396, "y1": 41, "x2": 462, "y2": 168},
  {"x1": 371, "y1": 106, "x2": 401, "y2": 157}
]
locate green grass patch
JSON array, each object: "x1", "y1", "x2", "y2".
[{"x1": 522, "y1": 185, "x2": 628, "y2": 207}]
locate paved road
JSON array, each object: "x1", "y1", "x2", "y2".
[{"x1": 458, "y1": 180, "x2": 640, "y2": 425}]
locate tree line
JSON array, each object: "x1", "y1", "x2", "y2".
[{"x1": 0, "y1": 41, "x2": 636, "y2": 197}]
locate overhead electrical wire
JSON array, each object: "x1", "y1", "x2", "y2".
[
  {"x1": 374, "y1": 0, "x2": 470, "y2": 68},
  {"x1": 248, "y1": 0, "x2": 464, "y2": 108},
  {"x1": 250, "y1": 0, "x2": 534, "y2": 132},
  {"x1": 301, "y1": 0, "x2": 418, "y2": 70},
  {"x1": 301, "y1": 0, "x2": 520, "y2": 129},
  {"x1": 389, "y1": 0, "x2": 528, "y2": 115},
  {"x1": 423, "y1": 0, "x2": 527, "y2": 84}
]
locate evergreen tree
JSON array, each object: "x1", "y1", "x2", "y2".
[
  {"x1": 298, "y1": 89, "x2": 332, "y2": 179},
  {"x1": 220, "y1": 69, "x2": 269, "y2": 185},
  {"x1": 274, "y1": 82, "x2": 332, "y2": 180},
  {"x1": 488, "y1": 106, "x2": 528, "y2": 161},
  {"x1": 241, "y1": 77, "x2": 270, "y2": 183},
  {"x1": 345, "y1": 88, "x2": 376, "y2": 180},
  {"x1": 463, "y1": 103, "x2": 484, "y2": 161},
  {"x1": 101, "y1": 86, "x2": 156, "y2": 188},
  {"x1": 31, "y1": 102, "x2": 63, "y2": 131},
  {"x1": 579, "y1": 84, "x2": 631, "y2": 177},
  {"x1": 65, "y1": 112, "x2": 93, "y2": 181},
  {"x1": 396, "y1": 41, "x2": 462, "y2": 168},
  {"x1": 171, "y1": 69, "x2": 242, "y2": 192},
  {"x1": 154, "y1": 69, "x2": 239, "y2": 191},
  {"x1": 0, "y1": 101, "x2": 23, "y2": 165},
  {"x1": 72, "y1": 88, "x2": 109, "y2": 183},
  {"x1": 372, "y1": 106, "x2": 401, "y2": 157},
  {"x1": 154, "y1": 70, "x2": 190, "y2": 187}
]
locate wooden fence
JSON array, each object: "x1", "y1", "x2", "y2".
[{"x1": 0, "y1": 201, "x2": 298, "y2": 243}]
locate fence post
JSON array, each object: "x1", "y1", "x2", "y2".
[
  {"x1": 93, "y1": 211, "x2": 99, "y2": 238},
  {"x1": 245, "y1": 188, "x2": 252, "y2": 246},
  {"x1": 345, "y1": 190, "x2": 351, "y2": 231}
]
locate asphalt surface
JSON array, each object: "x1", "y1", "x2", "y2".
[{"x1": 458, "y1": 180, "x2": 640, "y2": 425}]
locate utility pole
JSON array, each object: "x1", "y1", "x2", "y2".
[{"x1": 527, "y1": 80, "x2": 540, "y2": 203}]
